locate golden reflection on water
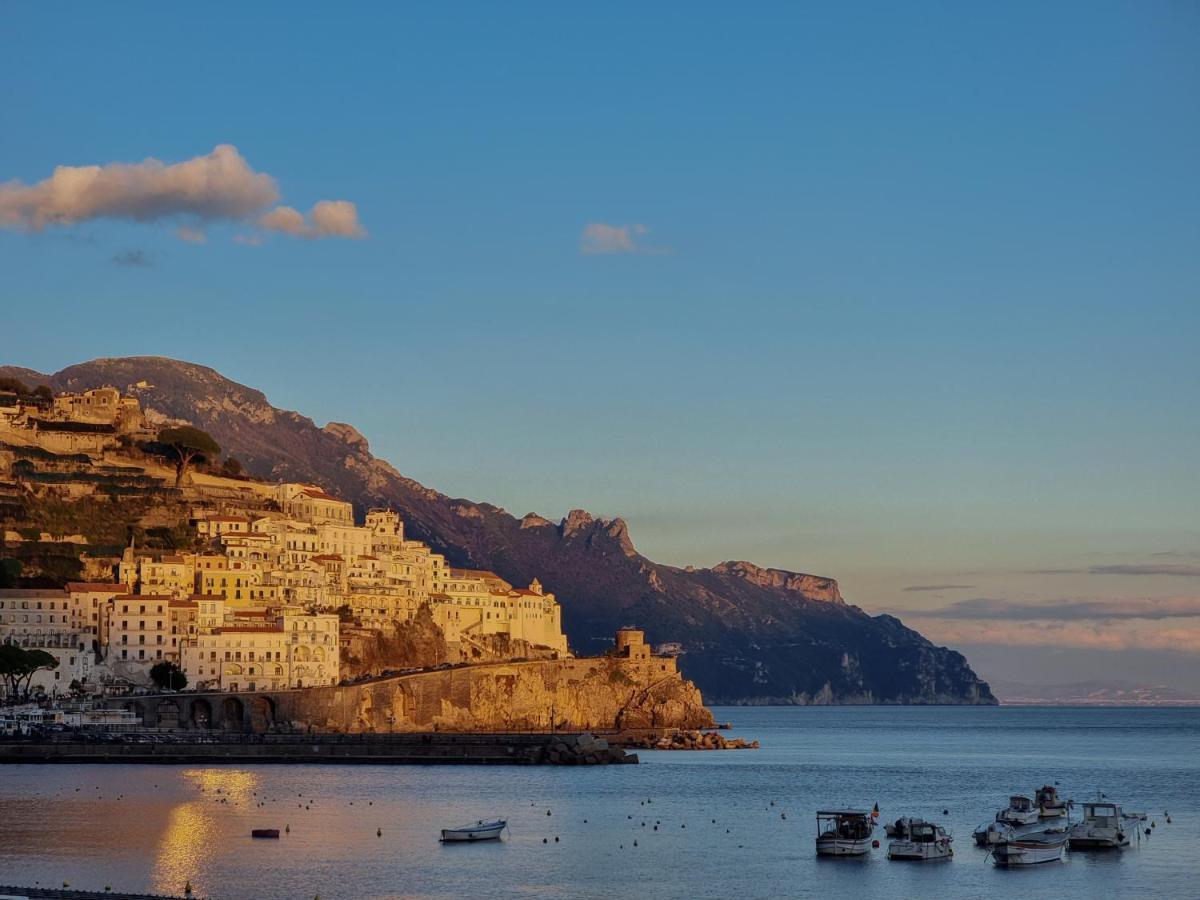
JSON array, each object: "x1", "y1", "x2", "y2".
[{"x1": 151, "y1": 769, "x2": 261, "y2": 896}]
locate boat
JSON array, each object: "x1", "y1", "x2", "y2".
[
  {"x1": 815, "y1": 810, "x2": 875, "y2": 856},
  {"x1": 887, "y1": 818, "x2": 953, "y2": 861},
  {"x1": 991, "y1": 828, "x2": 1068, "y2": 866},
  {"x1": 1069, "y1": 802, "x2": 1130, "y2": 850},
  {"x1": 884, "y1": 816, "x2": 911, "y2": 839},
  {"x1": 997, "y1": 795, "x2": 1041, "y2": 827},
  {"x1": 439, "y1": 819, "x2": 507, "y2": 842},
  {"x1": 250, "y1": 828, "x2": 280, "y2": 839},
  {"x1": 1036, "y1": 784, "x2": 1068, "y2": 819}
]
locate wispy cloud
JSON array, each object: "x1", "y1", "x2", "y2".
[
  {"x1": 900, "y1": 594, "x2": 1200, "y2": 655},
  {"x1": 908, "y1": 618, "x2": 1200, "y2": 654},
  {"x1": 0, "y1": 144, "x2": 364, "y2": 242},
  {"x1": 259, "y1": 200, "x2": 365, "y2": 240},
  {"x1": 111, "y1": 249, "x2": 152, "y2": 268},
  {"x1": 176, "y1": 225, "x2": 207, "y2": 244},
  {"x1": 902, "y1": 584, "x2": 974, "y2": 592},
  {"x1": 580, "y1": 222, "x2": 662, "y2": 255},
  {"x1": 1090, "y1": 564, "x2": 1200, "y2": 577},
  {"x1": 916, "y1": 596, "x2": 1200, "y2": 622}
]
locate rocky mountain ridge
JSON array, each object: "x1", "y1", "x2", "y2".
[{"x1": 1, "y1": 356, "x2": 996, "y2": 705}]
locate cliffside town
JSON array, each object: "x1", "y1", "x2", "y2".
[
  {"x1": 0, "y1": 385, "x2": 640, "y2": 713},
  {"x1": 1, "y1": 358, "x2": 998, "y2": 706}
]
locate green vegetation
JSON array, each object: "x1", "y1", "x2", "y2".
[
  {"x1": 0, "y1": 644, "x2": 59, "y2": 701},
  {"x1": 149, "y1": 660, "x2": 187, "y2": 691},
  {"x1": 0, "y1": 559, "x2": 20, "y2": 588},
  {"x1": 153, "y1": 426, "x2": 221, "y2": 487}
]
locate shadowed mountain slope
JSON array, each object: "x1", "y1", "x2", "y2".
[{"x1": 2, "y1": 357, "x2": 995, "y2": 705}]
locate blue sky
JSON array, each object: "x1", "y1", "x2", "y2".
[{"x1": 2, "y1": 2, "x2": 1198, "y2": 689}]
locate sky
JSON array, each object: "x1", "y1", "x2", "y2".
[{"x1": 2, "y1": 2, "x2": 1198, "y2": 693}]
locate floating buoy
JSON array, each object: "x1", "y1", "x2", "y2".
[
  {"x1": 943, "y1": 809, "x2": 949, "y2": 816},
  {"x1": 543, "y1": 838, "x2": 548, "y2": 844},
  {"x1": 285, "y1": 825, "x2": 290, "y2": 833},
  {"x1": 781, "y1": 813, "x2": 786, "y2": 820},
  {"x1": 1145, "y1": 828, "x2": 1152, "y2": 836},
  {"x1": 377, "y1": 828, "x2": 382, "y2": 837},
  {"x1": 633, "y1": 840, "x2": 638, "y2": 847},
  {"x1": 653, "y1": 825, "x2": 658, "y2": 831},
  {"x1": 872, "y1": 840, "x2": 880, "y2": 848},
  {"x1": 554, "y1": 836, "x2": 559, "y2": 842}
]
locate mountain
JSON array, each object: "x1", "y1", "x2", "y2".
[{"x1": 2, "y1": 356, "x2": 996, "y2": 705}]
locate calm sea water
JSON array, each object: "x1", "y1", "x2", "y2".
[{"x1": 1, "y1": 706, "x2": 1197, "y2": 899}]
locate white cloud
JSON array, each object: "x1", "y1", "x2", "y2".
[
  {"x1": 580, "y1": 222, "x2": 649, "y2": 254},
  {"x1": 0, "y1": 144, "x2": 365, "y2": 242},
  {"x1": 259, "y1": 200, "x2": 366, "y2": 240}
]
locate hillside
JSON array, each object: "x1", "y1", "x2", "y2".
[{"x1": 1, "y1": 357, "x2": 996, "y2": 705}]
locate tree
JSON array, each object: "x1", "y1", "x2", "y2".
[
  {"x1": 0, "y1": 644, "x2": 59, "y2": 702},
  {"x1": 32, "y1": 385, "x2": 53, "y2": 401},
  {"x1": 156, "y1": 426, "x2": 221, "y2": 487},
  {"x1": 0, "y1": 558, "x2": 20, "y2": 589},
  {"x1": 149, "y1": 660, "x2": 187, "y2": 692},
  {"x1": 220, "y1": 456, "x2": 244, "y2": 477}
]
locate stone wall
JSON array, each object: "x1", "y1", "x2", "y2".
[{"x1": 112, "y1": 654, "x2": 714, "y2": 734}]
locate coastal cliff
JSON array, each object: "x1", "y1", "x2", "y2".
[{"x1": 1, "y1": 357, "x2": 996, "y2": 705}]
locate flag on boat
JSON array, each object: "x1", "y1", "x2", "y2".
[{"x1": 872, "y1": 802, "x2": 879, "y2": 818}]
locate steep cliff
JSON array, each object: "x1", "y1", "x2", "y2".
[{"x1": 1, "y1": 357, "x2": 996, "y2": 705}]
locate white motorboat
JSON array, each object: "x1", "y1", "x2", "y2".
[
  {"x1": 991, "y1": 828, "x2": 1068, "y2": 866},
  {"x1": 1069, "y1": 802, "x2": 1130, "y2": 850},
  {"x1": 440, "y1": 819, "x2": 507, "y2": 842},
  {"x1": 884, "y1": 816, "x2": 911, "y2": 839},
  {"x1": 998, "y1": 795, "x2": 1041, "y2": 827},
  {"x1": 815, "y1": 810, "x2": 876, "y2": 856},
  {"x1": 1036, "y1": 784, "x2": 1068, "y2": 819},
  {"x1": 887, "y1": 818, "x2": 953, "y2": 861}
]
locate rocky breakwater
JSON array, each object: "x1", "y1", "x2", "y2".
[
  {"x1": 546, "y1": 732, "x2": 638, "y2": 765},
  {"x1": 614, "y1": 729, "x2": 759, "y2": 751}
]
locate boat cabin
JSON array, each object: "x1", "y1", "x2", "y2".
[
  {"x1": 1082, "y1": 802, "x2": 1120, "y2": 826},
  {"x1": 909, "y1": 821, "x2": 939, "y2": 843},
  {"x1": 1008, "y1": 795, "x2": 1034, "y2": 813},
  {"x1": 816, "y1": 810, "x2": 873, "y2": 840}
]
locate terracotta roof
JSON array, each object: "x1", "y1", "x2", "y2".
[
  {"x1": 168, "y1": 599, "x2": 198, "y2": 608},
  {"x1": 66, "y1": 582, "x2": 122, "y2": 593},
  {"x1": 206, "y1": 515, "x2": 250, "y2": 523},
  {"x1": 216, "y1": 626, "x2": 283, "y2": 634},
  {"x1": 188, "y1": 594, "x2": 226, "y2": 602},
  {"x1": 300, "y1": 488, "x2": 344, "y2": 502},
  {"x1": 312, "y1": 554, "x2": 343, "y2": 562},
  {"x1": 114, "y1": 594, "x2": 174, "y2": 602}
]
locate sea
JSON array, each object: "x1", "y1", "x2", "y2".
[{"x1": 1, "y1": 706, "x2": 1197, "y2": 899}]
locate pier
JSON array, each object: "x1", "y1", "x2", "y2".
[{"x1": 0, "y1": 731, "x2": 637, "y2": 765}]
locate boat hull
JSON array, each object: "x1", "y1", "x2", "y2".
[
  {"x1": 1068, "y1": 829, "x2": 1129, "y2": 850},
  {"x1": 440, "y1": 821, "x2": 506, "y2": 842},
  {"x1": 992, "y1": 836, "x2": 1067, "y2": 867},
  {"x1": 888, "y1": 840, "x2": 953, "y2": 861},
  {"x1": 816, "y1": 837, "x2": 874, "y2": 856}
]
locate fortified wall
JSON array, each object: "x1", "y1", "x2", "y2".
[{"x1": 115, "y1": 632, "x2": 714, "y2": 734}]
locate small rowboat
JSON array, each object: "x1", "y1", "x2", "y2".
[
  {"x1": 251, "y1": 829, "x2": 281, "y2": 839},
  {"x1": 440, "y1": 819, "x2": 507, "y2": 842}
]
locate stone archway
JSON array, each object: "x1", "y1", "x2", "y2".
[
  {"x1": 125, "y1": 700, "x2": 146, "y2": 726},
  {"x1": 221, "y1": 696, "x2": 245, "y2": 731},
  {"x1": 191, "y1": 697, "x2": 213, "y2": 729},
  {"x1": 156, "y1": 699, "x2": 180, "y2": 729},
  {"x1": 249, "y1": 695, "x2": 276, "y2": 734}
]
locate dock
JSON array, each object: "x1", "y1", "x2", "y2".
[{"x1": 0, "y1": 731, "x2": 637, "y2": 765}]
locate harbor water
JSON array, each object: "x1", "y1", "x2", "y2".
[{"x1": 1, "y1": 706, "x2": 1197, "y2": 899}]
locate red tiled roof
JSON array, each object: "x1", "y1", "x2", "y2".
[
  {"x1": 66, "y1": 582, "x2": 121, "y2": 593},
  {"x1": 312, "y1": 554, "x2": 343, "y2": 562}
]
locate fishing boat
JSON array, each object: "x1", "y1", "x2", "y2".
[
  {"x1": 439, "y1": 819, "x2": 507, "y2": 842},
  {"x1": 997, "y1": 795, "x2": 1041, "y2": 827},
  {"x1": 1036, "y1": 784, "x2": 1068, "y2": 819},
  {"x1": 1069, "y1": 802, "x2": 1130, "y2": 850},
  {"x1": 250, "y1": 828, "x2": 280, "y2": 839},
  {"x1": 991, "y1": 828, "x2": 1068, "y2": 867},
  {"x1": 815, "y1": 810, "x2": 875, "y2": 856},
  {"x1": 887, "y1": 818, "x2": 953, "y2": 861}
]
